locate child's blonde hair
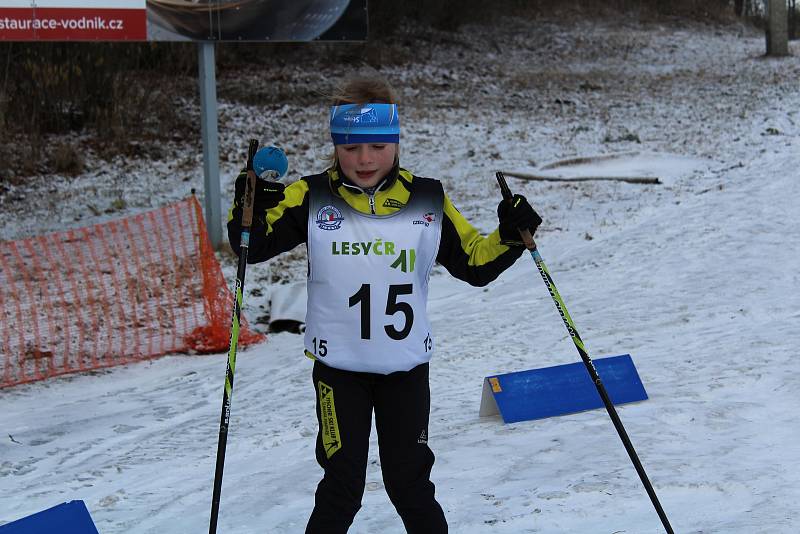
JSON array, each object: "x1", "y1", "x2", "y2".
[
  {"x1": 326, "y1": 76, "x2": 400, "y2": 168},
  {"x1": 331, "y1": 76, "x2": 398, "y2": 106}
]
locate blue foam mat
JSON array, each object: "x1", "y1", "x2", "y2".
[
  {"x1": 482, "y1": 354, "x2": 648, "y2": 424},
  {"x1": 0, "y1": 500, "x2": 99, "y2": 534}
]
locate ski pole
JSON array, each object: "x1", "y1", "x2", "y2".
[
  {"x1": 495, "y1": 171, "x2": 674, "y2": 534},
  {"x1": 209, "y1": 139, "x2": 259, "y2": 534}
]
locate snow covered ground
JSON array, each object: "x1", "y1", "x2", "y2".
[{"x1": 2, "y1": 14, "x2": 800, "y2": 534}]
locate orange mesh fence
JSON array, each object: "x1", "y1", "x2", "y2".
[{"x1": 0, "y1": 196, "x2": 265, "y2": 388}]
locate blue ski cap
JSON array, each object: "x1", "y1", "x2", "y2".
[
  {"x1": 253, "y1": 146, "x2": 288, "y2": 179},
  {"x1": 330, "y1": 103, "x2": 400, "y2": 145}
]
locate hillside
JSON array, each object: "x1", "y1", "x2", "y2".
[{"x1": 1, "y1": 13, "x2": 799, "y2": 534}]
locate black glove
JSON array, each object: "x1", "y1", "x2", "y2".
[
  {"x1": 497, "y1": 194, "x2": 542, "y2": 245},
  {"x1": 232, "y1": 169, "x2": 285, "y2": 225}
]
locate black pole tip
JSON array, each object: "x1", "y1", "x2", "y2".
[{"x1": 495, "y1": 171, "x2": 513, "y2": 201}]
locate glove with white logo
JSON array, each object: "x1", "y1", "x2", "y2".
[
  {"x1": 497, "y1": 194, "x2": 542, "y2": 246},
  {"x1": 232, "y1": 169, "x2": 285, "y2": 225}
]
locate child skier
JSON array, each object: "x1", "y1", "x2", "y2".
[{"x1": 227, "y1": 77, "x2": 542, "y2": 534}]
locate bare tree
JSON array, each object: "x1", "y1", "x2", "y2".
[{"x1": 766, "y1": 0, "x2": 790, "y2": 55}]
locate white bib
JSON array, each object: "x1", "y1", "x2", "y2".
[{"x1": 304, "y1": 177, "x2": 443, "y2": 374}]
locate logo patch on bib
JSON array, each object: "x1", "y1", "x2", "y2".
[
  {"x1": 413, "y1": 212, "x2": 435, "y2": 227},
  {"x1": 316, "y1": 205, "x2": 344, "y2": 230}
]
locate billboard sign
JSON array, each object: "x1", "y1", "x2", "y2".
[
  {"x1": 0, "y1": 1, "x2": 147, "y2": 40},
  {"x1": 0, "y1": 0, "x2": 367, "y2": 41}
]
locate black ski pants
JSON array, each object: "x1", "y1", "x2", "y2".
[{"x1": 305, "y1": 361, "x2": 448, "y2": 534}]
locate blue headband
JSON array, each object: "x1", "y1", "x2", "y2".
[{"x1": 329, "y1": 103, "x2": 400, "y2": 145}]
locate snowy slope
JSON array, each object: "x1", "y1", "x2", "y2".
[{"x1": 2, "y1": 15, "x2": 800, "y2": 534}]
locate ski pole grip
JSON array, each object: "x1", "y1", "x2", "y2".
[
  {"x1": 518, "y1": 228, "x2": 537, "y2": 251},
  {"x1": 495, "y1": 171, "x2": 537, "y2": 251},
  {"x1": 241, "y1": 139, "x2": 260, "y2": 229}
]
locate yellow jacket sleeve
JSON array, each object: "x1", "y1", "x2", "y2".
[
  {"x1": 226, "y1": 176, "x2": 310, "y2": 263},
  {"x1": 436, "y1": 193, "x2": 525, "y2": 286}
]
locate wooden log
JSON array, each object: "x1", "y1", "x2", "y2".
[
  {"x1": 539, "y1": 151, "x2": 641, "y2": 170},
  {"x1": 501, "y1": 171, "x2": 661, "y2": 185}
]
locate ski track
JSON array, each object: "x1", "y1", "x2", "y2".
[{"x1": 2, "y1": 17, "x2": 800, "y2": 534}]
